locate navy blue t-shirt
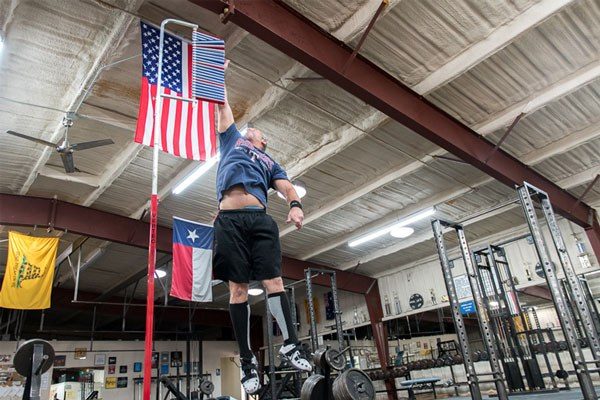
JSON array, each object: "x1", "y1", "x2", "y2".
[{"x1": 216, "y1": 124, "x2": 288, "y2": 207}]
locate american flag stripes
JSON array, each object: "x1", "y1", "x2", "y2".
[
  {"x1": 135, "y1": 22, "x2": 217, "y2": 161},
  {"x1": 192, "y1": 31, "x2": 226, "y2": 104}
]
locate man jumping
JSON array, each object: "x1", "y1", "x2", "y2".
[{"x1": 213, "y1": 62, "x2": 312, "y2": 395}]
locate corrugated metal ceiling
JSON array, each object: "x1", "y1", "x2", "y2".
[{"x1": 1, "y1": 0, "x2": 599, "y2": 299}]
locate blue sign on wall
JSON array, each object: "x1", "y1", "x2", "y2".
[{"x1": 460, "y1": 300, "x2": 476, "y2": 316}]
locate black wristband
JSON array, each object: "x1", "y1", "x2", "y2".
[{"x1": 290, "y1": 200, "x2": 303, "y2": 210}]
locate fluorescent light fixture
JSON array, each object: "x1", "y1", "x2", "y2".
[
  {"x1": 172, "y1": 153, "x2": 220, "y2": 194},
  {"x1": 154, "y1": 269, "x2": 167, "y2": 279},
  {"x1": 488, "y1": 301, "x2": 499, "y2": 307},
  {"x1": 390, "y1": 226, "x2": 414, "y2": 239},
  {"x1": 248, "y1": 288, "x2": 264, "y2": 296},
  {"x1": 277, "y1": 180, "x2": 307, "y2": 200},
  {"x1": 348, "y1": 207, "x2": 435, "y2": 247}
]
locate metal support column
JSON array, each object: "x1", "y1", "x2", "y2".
[
  {"x1": 287, "y1": 286, "x2": 302, "y2": 396},
  {"x1": 330, "y1": 271, "x2": 345, "y2": 352},
  {"x1": 432, "y1": 219, "x2": 482, "y2": 400},
  {"x1": 517, "y1": 184, "x2": 597, "y2": 400},
  {"x1": 539, "y1": 193, "x2": 600, "y2": 362},
  {"x1": 264, "y1": 291, "x2": 277, "y2": 400},
  {"x1": 455, "y1": 225, "x2": 509, "y2": 400},
  {"x1": 305, "y1": 269, "x2": 318, "y2": 353}
]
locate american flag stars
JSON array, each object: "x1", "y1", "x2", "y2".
[{"x1": 141, "y1": 23, "x2": 183, "y2": 92}]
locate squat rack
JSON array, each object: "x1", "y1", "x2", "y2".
[
  {"x1": 517, "y1": 182, "x2": 600, "y2": 400},
  {"x1": 432, "y1": 219, "x2": 509, "y2": 400}
]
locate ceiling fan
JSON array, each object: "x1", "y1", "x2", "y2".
[{"x1": 6, "y1": 116, "x2": 114, "y2": 173}]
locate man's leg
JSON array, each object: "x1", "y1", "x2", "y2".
[
  {"x1": 263, "y1": 277, "x2": 312, "y2": 371},
  {"x1": 228, "y1": 282, "x2": 252, "y2": 359},
  {"x1": 228, "y1": 282, "x2": 260, "y2": 394},
  {"x1": 263, "y1": 277, "x2": 298, "y2": 345}
]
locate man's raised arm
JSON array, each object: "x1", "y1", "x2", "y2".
[{"x1": 217, "y1": 60, "x2": 234, "y2": 133}]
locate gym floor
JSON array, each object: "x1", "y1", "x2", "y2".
[{"x1": 447, "y1": 387, "x2": 599, "y2": 399}]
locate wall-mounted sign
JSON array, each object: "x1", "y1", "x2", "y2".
[
  {"x1": 453, "y1": 274, "x2": 472, "y2": 300},
  {"x1": 459, "y1": 300, "x2": 476, "y2": 316}
]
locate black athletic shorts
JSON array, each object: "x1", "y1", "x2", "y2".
[{"x1": 213, "y1": 208, "x2": 282, "y2": 283}]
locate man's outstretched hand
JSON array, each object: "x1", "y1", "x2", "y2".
[{"x1": 286, "y1": 207, "x2": 304, "y2": 230}]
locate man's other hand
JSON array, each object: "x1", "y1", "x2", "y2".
[{"x1": 286, "y1": 207, "x2": 304, "y2": 230}]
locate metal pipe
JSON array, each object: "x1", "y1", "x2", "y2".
[{"x1": 74, "y1": 247, "x2": 82, "y2": 301}]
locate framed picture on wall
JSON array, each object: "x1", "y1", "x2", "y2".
[
  {"x1": 119, "y1": 365, "x2": 127, "y2": 374},
  {"x1": 160, "y1": 352, "x2": 169, "y2": 363},
  {"x1": 152, "y1": 352, "x2": 159, "y2": 369},
  {"x1": 105, "y1": 377, "x2": 117, "y2": 389},
  {"x1": 53, "y1": 355, "x2": 66, "y2": 367},
  {"x1": 117, "y1": 377, "x2": 128, "y2": 388},
  {"x1": 161, "y1": 364, "x2": 169, "y2": 375},
  {"x1": 94, "y1": 354, "x2": 106, "y2": 366},
  {"x1": 108, "y1": 356, "x2": 117, "y2": 365},
  {"x1": 134, "y1": 362, "x2": 142, "y2": 372},
  {"x1": 170, "y1": 351, "x2": 182, "y2": 367},
  {"x1": 108, "y1": 365, "x2": 116, "y2": 375}
]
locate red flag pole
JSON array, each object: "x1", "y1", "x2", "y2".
[{"x1": 143, "y1": 19, "x2": 199, "y2": 400}]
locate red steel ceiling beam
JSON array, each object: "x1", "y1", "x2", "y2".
[
  {"x1": 0, "y1": 194, "x2": 374, "y2": 294},
  {"x1": 190, "y1": 0, "x2": 596, "y2": 232}
]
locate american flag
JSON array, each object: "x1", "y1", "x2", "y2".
[
  {"x1": 192, "y1": 31, "x2": 226, "y2": 104},
  {"x1": 135, "y1": 22, "x2": 217, "y2": 161}
]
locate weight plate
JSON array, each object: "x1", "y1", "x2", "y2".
[
  {"x1": 409, "y1": 293, "x2": 424, "y2": 310},
  {"x1": 13, "y1": 339, "x2": 54, "y2": 377},
  {"x1": 479, "y1": 351, "x2": 489, "y2": 361},
  {"x1": 301, "y1": 374, "x2": 328, "y2": 400},
  {"x1": 558, "y1": 341, "x2": 568, "y2": 351},
  {"x1": 200, "y1": 380, "x2": 214, "y2": 395},
  {"x1": 312, "y1": 348, "x2": 328, "y2": 369},
  {"x1": 325, "y1": 348, "x2": 346, "y2": 371},
  {"x1": 556, "y1": 369, "x2": 569, "y2": 380},
  {"x1": 332, "y1": 369, "x2": 375, "y2": 400}
]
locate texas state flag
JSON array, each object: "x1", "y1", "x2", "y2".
[{"x1": 171, "y1": 217, "x2": 214, "y2": 302}]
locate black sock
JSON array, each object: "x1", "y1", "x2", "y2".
[
  {"x1": 267, "y1": 292, "x2": 298, "y2": 345},
  {"x1": 229, "y1": 302, "x2": 253, "y2": 360}
]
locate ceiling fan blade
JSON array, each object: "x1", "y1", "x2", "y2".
[
  {"x1": 70, "y1": 139, "x2": 115, "y2": 151},
  {"x1": 6, "y1": 130, "x2": 57, "y2": 148},
  {"x1": 60, "y1": 152, "x2": 78, "y2": 174}
]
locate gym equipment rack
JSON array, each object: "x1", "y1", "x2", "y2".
[
  {"x1": 473, "y1": 245, "x2": 553, "y2": 393},
  {"x1": 517, "y1": 182, "x2": 600, "y2": 400},
  {"x1": 432, "y1": 219, "x2": 509, "y2": 400}
]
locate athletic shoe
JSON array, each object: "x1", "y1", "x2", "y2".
[
  {"x1": 279, "y1": 343, "x2": 312, "y2": 372},
  {"x1": 240, "y1": 356, "x2": 260, "y2": 394}
]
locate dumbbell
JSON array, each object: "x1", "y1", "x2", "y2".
[
  {"x1": 397, "y1": 366, "x2": 408, "y2": 377},
  {"x1": 453, "y1": 354, "x2": 463, "y2": 364},
  {"x1": 472, "y1": 351, "x2": 481, "y2": 362}
]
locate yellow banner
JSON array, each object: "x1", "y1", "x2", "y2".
[{"x1": 0, "y1": 232, "x2": 59, "y2": 309}]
